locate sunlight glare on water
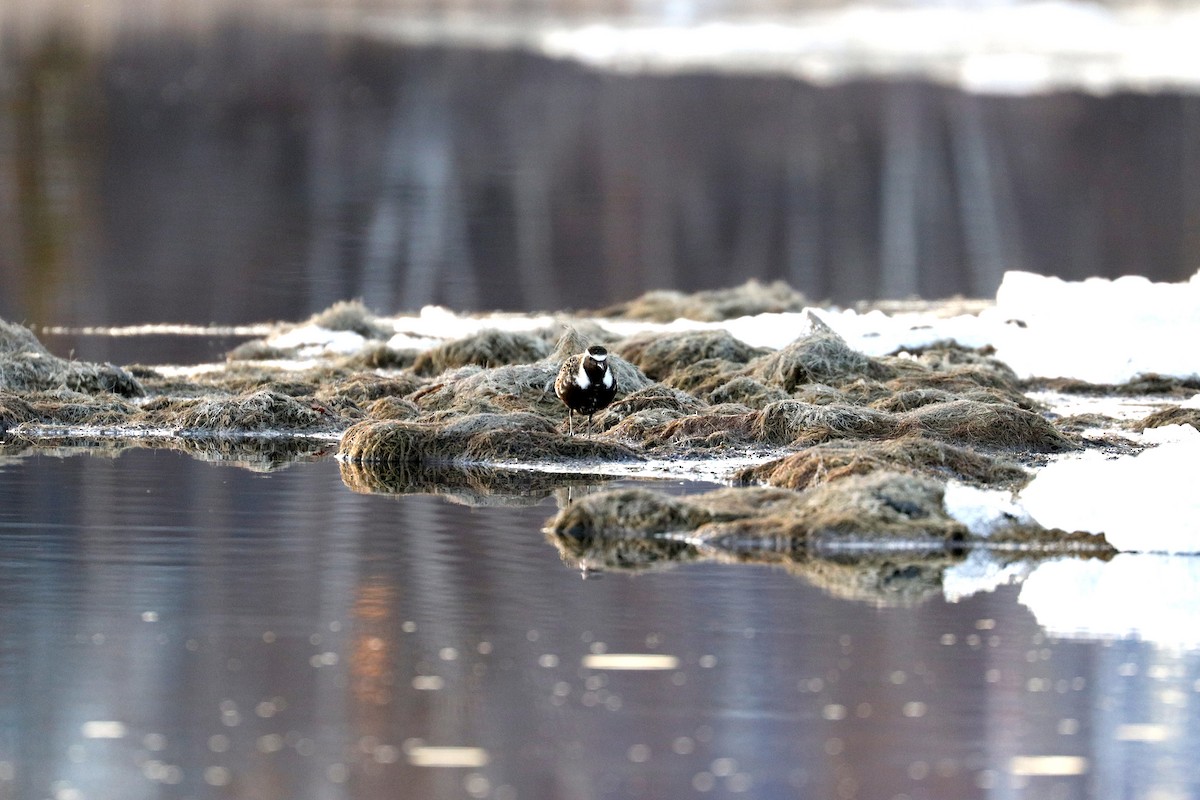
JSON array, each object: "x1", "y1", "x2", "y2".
[{"x1": 1, "y1": 449, "x2": 1199, "y2": 799}]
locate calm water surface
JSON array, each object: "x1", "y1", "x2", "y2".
[{"x1": 1, "y1": 449, "x2": 1198, "y2": 800}]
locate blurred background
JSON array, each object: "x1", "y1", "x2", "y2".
[{"x1": 3, "y1": 0, "x2": 1200, "y2": 327}]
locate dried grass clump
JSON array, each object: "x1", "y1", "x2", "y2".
[
  {"x1": 336, "y1": 343, "x2": 417, "y2": 370},
  {"x1": 701, "y1": 471, "x2": 966, "y2": 546},
  {"x1": 905, "y1": 342, "x2": 1019, "y2": 377},
  {"x1": 1, "y1": 319, "x2": 144, "y2": 397},
  {"x1": 637, "y1": 412, "x2": 758, "y2": 451},
  {"x1": 0, "y1": 393, "x2": 37, "y2": 432},
  {"x1": 662, "y1": 359, "x2": 745, "y2": 397},
  {"x1": 603, "y1": 408, "x2": 689, "y2": 441},
  {"x1": 545, "y1": 472, "x2": 966, "y2": 552},
  {"x1": 165, "y1": 389, "x2": 336, "y2": 433},
  {"x1": 318, "y1": 373, "x2": 427, "y2": 406},
  {"x1": 736, "y1": 436, "x2": 1029, "y2": 490},
  {"x1": 27, "y1": 391, "x2": 139, "y2": 426},
  {"x1": 412, "y1": 329, "x2": 551, "y2": 376},
  {"x1": 0, "y1": 319, "x2": 49, "y2": 358},
  {"x1": 792, "y1": 383, "x2": 850, "y2": 405},
  {"x1": 616, "y1": 330, "x2": 767, "y2": 381},
  {"x1": 705, "y1": 376, "x2": 788, "y2": 409},
  {"x1": 306, "y1": 300, "x2": 393, "y2": 340},
  {"x1": 591, "y1": 279, "x2": 808, "y2": 322},
  {"x1": 901, "y1": 400, "x2": 1075, "y2": 451},
  {"x1": 749, "y1": 397, "x2": 1073, "y2": 453},
  {"x1": 411, "y1": 364, "x2": 560, "y2": 419},
  {"x1": 748, "y1": 316, "x2": 895, "y2": 391},
  {"x1": 594, "y1": 385, "x2": 707, "y2": 431},
  {"x1": 1129, "y1": 406, "x2": 1200, "y2": 432},
  {"x1": 441, "y1": 411, "x2": 558, "y2": 438},
  {"x1": 225, "y1": 340, "x2": 289, "y2": 361},
  {"x1": 752, "y1": 400, "x2": 899, "y2": 445},
  {"x1": 339, "y1": 420, "x2": 435, "y2": 463},
  {"x1": 365, "y1": 396, "x2": 421, "y2": 421},
  {"x1": 869, "y1": 388, "x2": 959, "y2": 412},
  {"x1": 1033, "y1": 374, "x2": 1200, "y2": 397},
  {"x1": 339, "y1": 413, "x2": 642, "y2": 465},
  {"x1": 884, "y1": 367, "x2": 1030, "y2": 406},
  {"x1": 445, "y1": 411, "x2": 641, "y2": 462}
]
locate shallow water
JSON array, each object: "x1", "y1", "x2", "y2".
[{"x1": 2, "y1": 449, "x2": 1199, "y2": 800}]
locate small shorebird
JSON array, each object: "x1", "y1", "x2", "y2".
[{"x1": 555, "y1": 344, "x2": 617, "y2": 435}]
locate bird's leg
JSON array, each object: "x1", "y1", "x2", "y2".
[
  {"x1": 587, "y1": 412, "x2": 594, "y2": 436},
  {"x1": 568, "y1": 410, "x2": 574, "y2": 436}
]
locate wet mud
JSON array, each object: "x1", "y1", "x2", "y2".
[{"x1": 3, "y1": 280, "x2": 1182, "y2": 593}]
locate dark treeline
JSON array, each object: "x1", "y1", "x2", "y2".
[{"x1": 3, "y1": 16, "x2": 1199, "y2": 326}]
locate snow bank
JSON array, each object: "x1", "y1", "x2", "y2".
[
  {"x1": 1018, "y1": 425, "x2": 1200, "y2": 553},
  {"x1": 989, "y1": 271, "x2": 1200, "y2": 383}
]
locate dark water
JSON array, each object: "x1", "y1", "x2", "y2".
[
  {"x1": 4, "y1": 11, "x2": 1200, "y2": 329},
  {"x1": 2, "y1": 448, "x2": 1199, "y2": 800}
]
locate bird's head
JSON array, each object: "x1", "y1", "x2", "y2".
[{"x1": 584, "y1": 345, "x2": 608, "y2": 366}]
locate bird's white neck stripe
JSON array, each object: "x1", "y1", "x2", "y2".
[{"x1": 575, "y1": 361, "x2": 592, "y2": 389}]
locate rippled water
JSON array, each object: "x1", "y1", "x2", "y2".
[{"x1": 2, "y1": 448, "x2": 1198, "y2": 800}]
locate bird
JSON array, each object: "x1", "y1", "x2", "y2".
[{"x1": 555, "y1": 344, "x2": 617, "y2": 436}]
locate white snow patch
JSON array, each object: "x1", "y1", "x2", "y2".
[
  {"x1": 397, "y1": 305, "x2": 558, "y2": 340},
  {"x1": 1018, "y1": 424, "x2": 1200, "y2": 553},
  {"x1": 989, "y1": 270, "x2": 1200, "y2": 383},
  {"x1": 942, "y1": 481, "x2": 1032, "y2": 537},
  {"x1": 1019, "y1": 555, "x2": 1200, "y2": 647},
  {"x1": 268, "y1": 324, "x2": 367, "y2": 357},
  {"x1": 320, "y1": 3, "x2": 1200, "y2": 94}
]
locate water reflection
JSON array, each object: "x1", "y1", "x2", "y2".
[
  {"x1": 3, "y1": 10, "x2": 1200, "y2": 330},
  {"x1": 1, "y1": 449, "x2": 1199, "y2": 799}
]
